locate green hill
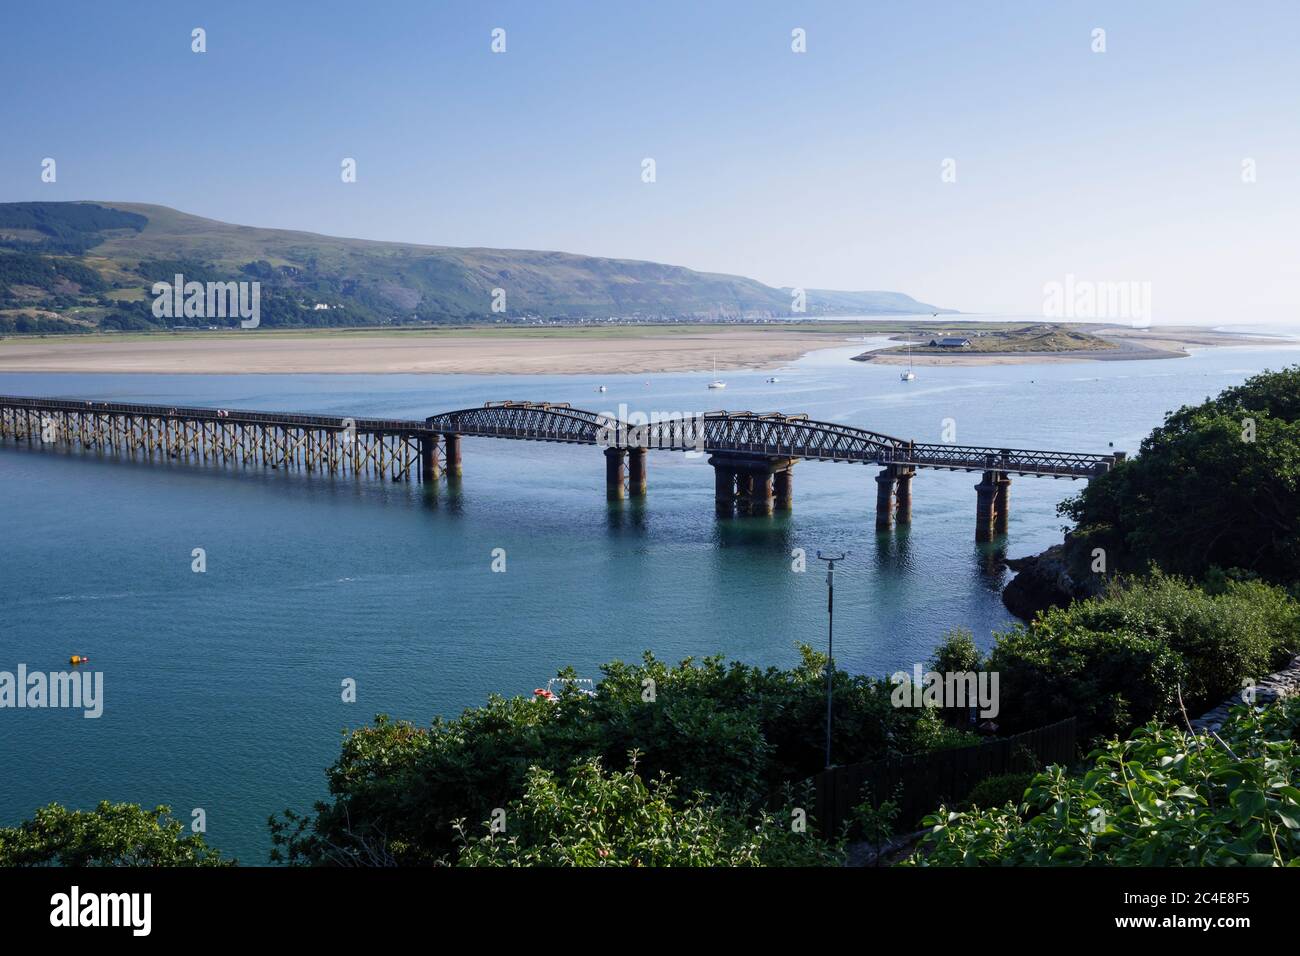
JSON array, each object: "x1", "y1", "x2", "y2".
[{"x1": 0, "y1": 201, "x2": 953, "y2": 332}]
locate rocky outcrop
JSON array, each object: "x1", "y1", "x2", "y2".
[{"x1": 1001, "y1": 541, "x2": 1104, "y2": 621}]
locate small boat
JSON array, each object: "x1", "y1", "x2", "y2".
[
  {"x1": 707, "y1": 355, "x2": 726, "y2": 390},
  {"x1": 533, "y1": 677, "x2": 596, "y2": 702},
  {"x1": 900, "y1": 340, "x2": 916, "y2": 382},
  {"x1": 69, "y1": 655, "x2": 89, "y2": 665},
  {"x1": 766, "y1": 376, "x2": 780, "y2": 383},
  {"x1": 596, "y1": 385, "x2": 607, "y2": 392}
]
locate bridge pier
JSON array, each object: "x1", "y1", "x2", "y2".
[
  {"x1": 443, "y1": 433, "x2": 462, "y2": 477},
  {"x1": 710, "y1": 455, "x2": 795, "y2": 517},
  {"x1": 875, "y1": 468, "x2": 896, "y2": 532},
  {"x1": 994, "y1": 473, "x2": 1011, "y2": 535},
  {"x1": 627, "y1": 447, "x2": 647, "y2": 497},
  {"x1": 419, "y1": 435, "x2": 441, "y2": 482},
  {"x1": 894, "y1": 466, "x2": 915, "y2": 525},
  {"x1": 974, "y1": 470, "x2": 1010, "y2": 542},
  {"x1": 743, "y1": 471, "x2": 775, "y2": 515},
  {"x1": 605, "y1": 447, "x2": 626, "y2": 500},
  {"x1": 774, "y1": 465, "x2": 794, "y2": 511},
  {"x1": 713, "y1": 459, "x2": 736, "y2": 515},
  {"x1": 877, "y1": 464, "x2": 917, "y2": 531}
]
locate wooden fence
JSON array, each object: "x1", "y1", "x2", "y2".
[{"x1": 813, "y1": 717, "x2": 1078, "y2": 838}]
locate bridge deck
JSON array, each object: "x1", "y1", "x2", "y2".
[{"x1": 0, "y1": 395, "x2": 1117, "y2": 478}]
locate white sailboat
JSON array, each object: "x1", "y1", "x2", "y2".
[
  {"x1": 707, "y1": 355, "x2": 726, "y2": 389},
  {"x1": 900, "y1": 339, "x2": 916, "y2": 382}
]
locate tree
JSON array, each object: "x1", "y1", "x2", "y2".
[{"x1": 1060, "y1": 366, "x2": 1300, "y2": 583}]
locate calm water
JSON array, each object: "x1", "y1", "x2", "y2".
[{"x1": 2, "y1": 341, "x2": 1297, "y2": 860}]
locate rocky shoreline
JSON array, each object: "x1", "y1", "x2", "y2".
[{"x1": 1001, "y1": 541, "x2": 1103, "y2": 620}]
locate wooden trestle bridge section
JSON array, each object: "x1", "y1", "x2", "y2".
[{"x1": 0, "y1": 396, "x2": 1123, "y2": 541}]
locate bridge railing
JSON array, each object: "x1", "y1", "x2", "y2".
[{"x1": 889, "y1": 441, "x2": 1114, "y2": 477}]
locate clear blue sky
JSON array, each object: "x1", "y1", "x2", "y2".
[{"x1": 3, "y1": 0, "x2": 1298, "y2": 323}]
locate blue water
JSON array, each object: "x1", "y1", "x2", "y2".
[{"x1": 2, "y1": 341, "x2": 1297, "y2": 861}]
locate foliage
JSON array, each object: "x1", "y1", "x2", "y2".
[
  {"x1": 910, "y1": 697, "x2": 1300, "y2": 866},
  {"x1": 988, "y1": 616, "x2": 1185, "y2": 743},
  {"x1": 929, "y1": 628, "x2": 984, "y2": 674},
  {"x1": 454, "y1": 754, "x2": 842, "y2": 867},
  {"x1": 0, "y1": 802, "x2": 230, "y2": 866},
  {"x1": 963, "y1": 772, "x2": 1035, "y2": 810},
  {"x1": 271, "y1": 647, "x2": 952, "y2": 865},
  {"x1": 989, "y1": 574, "x2": 1300, "y2": 742},
  {"x1": 849, "y1": 784, "x2": 903, "y2": 861},
  {"x1": 1060, "y1": 366, "x2": 1300, "y2": 583}
]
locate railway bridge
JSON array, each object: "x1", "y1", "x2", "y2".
[{"x1": 0, "y1": 395, "x2": 1122, "y2": 541}]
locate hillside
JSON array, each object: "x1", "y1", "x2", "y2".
[{"x1": 0, "y1": 202, "x2": 953, "y2": 332}]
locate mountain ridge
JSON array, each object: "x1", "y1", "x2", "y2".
[{"x1": 0, "y1": 201, "x2": 955, "y2": 333}]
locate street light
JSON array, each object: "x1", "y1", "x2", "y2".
[{"x1": 815, "y1": 551, "x2": 849, "y2": 770}]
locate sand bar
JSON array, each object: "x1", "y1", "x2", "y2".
[
  {"x1": 0, "y1": 325, "x2": 1292, "y2": 376},
  {"x1": 0, "y1": 329, "x2": 840, "y2": 376}
]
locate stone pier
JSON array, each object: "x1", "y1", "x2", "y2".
[
  {"x1": 974, "y1": 470, "x2": 1011, "y2": 542},
  {"x1": 994, "y1": 473, "x2": 1011, "y2": 535},
  {"x1": 710, "y1": 455, "x2": 796, "y2": 516},
  {"x1": 875, "y1": 468, "x2": 896, "y2": 532},
  {"x1": 893, "y1": 466, "x2": 915, "y2": 525},
  {"x1": 774, "y1": 466, "x2": 794, "y2": 511},
  {"x1": 875, "y1": 464, "x2": 915, "y2": 531},
  {"x1": 419, "y1": 435, "x2": 441, "y2": 482},
  {"x1": 605, "y1": 447, "x2": 626, "y2": 500},
  {"x1": 443, "y1": 433, "x2": 462, "y2": 477},
  {"x1": 627, "y1": 447, "x2": 647, "y2": 497}
]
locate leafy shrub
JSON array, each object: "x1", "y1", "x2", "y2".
[
  {"x1": 0, "y1": 802, "x2": 230, "y2": 866},
  {"x1": 929, "y1": 628, "x2": 984, "y2": 673},
  {"x1": 989, "y1": 574, "x2": 1300, "y2": 743},
  {"x1": 988, "y1": 617, "x2": 1185, "y2": 743},
  {"x1": 849, "y1": 784, "x2": 903, "y2": 861},
  {"x1": 1056, "y1": 574, "x2": 1298, "y2": 709},
  {"x1": 963, "y1": 772, "x2": 1035, "y2": 811},
  {"x1": 910, "y1": 696, "x2": 1300, "y2": 866},
  {"x1": 272, "y1": 647, "x2": 950, "y2": 865},
  {"x1": 455, "y1": 755, "x2": 842, "y2": 867}
]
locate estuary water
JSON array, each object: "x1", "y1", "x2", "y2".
[{"x1": 2, "y1": 339, "x2": 1297, "y2": 860}]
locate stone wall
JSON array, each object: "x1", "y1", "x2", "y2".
[{"x1": 1190, "y1": 655, "x2": 1300, "y2": 733}]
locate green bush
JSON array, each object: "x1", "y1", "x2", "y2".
[
  {"x1": 910, "y1": 697, "x2": 1300, "y2": 866},
  {"x1": 988, "y1": 617, "x2": 1185, "y2": 743},
  {"x1": 0, "y1": 802, "x2": 230, "y2": 866},
  {"x1": 455, "y1": 755, "x2": 842, "y2": 867},
  {"x1": 963, "y1": 772, "x2": 1035, "y2": 811},
  {"x1": 989, "y1": 574, "x2": 1299, "y2": 742},
  {"x1": 272, "y1": 647, "x2": 952, "y2": 865},
  {"x1": 929, "y1": 628, "x2": 984, "y2": 674}
]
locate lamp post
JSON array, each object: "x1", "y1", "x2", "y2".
[{"x1": 816, "y1": 551, "x2": 848, "y2": 770}]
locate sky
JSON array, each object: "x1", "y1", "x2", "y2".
[{"x1": 3, "y1": 0, "x2": 1299, "y2": 324}]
